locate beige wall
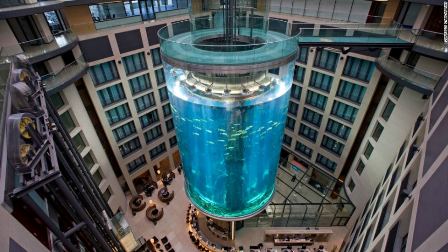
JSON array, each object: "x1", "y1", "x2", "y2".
[
  {"x1": 58, "y1": 83, "x2": 127, "y2": 213},
  {"x1": 0, "y1": 207, "x2": 49, "y2": 252},
  {"x1": 0, "y1": 20, "x2": 21, "y2": 56},
  {"x1": 79, "y1": 15, "x2": 188, "y2": 195}
]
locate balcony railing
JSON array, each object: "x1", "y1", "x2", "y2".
[
  {"x1": 41, "y1": 56, "x2": 87, "y2": 94},
  {"x1": 376, "y1": 55, "x2": 442, "y2": 95},
  {"x1": 0, "y1": 30, "x2": 77, "y2": 64},
  {"x1": 245, "y1": 162, "x2": 355, "y2": 227}
]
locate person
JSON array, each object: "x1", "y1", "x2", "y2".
[{"x1": 177, "y1": 165, "x2": 182, "y2": 175}]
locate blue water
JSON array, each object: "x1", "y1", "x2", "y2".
[{"x1": 165, "y1": 63, "x2": 294, "y2": 219}]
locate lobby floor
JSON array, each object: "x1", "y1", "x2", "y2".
[
  {"x1": 124, "y1": 172, "x2": 348, "y2": 252},
  {"x1": 124, "y1": 172, "x2": 198, "y2": 252}
]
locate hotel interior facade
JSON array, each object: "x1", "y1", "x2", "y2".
[{"x1": 0, "y1": 0, "x2": 447, "y2": 251}]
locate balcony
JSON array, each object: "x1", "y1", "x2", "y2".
[
  {"x1": 0, "y1": 30, "x2": 78, "y2": 64},
  {"x1": 412, "y1": 30, "x2": 448, "y2": 60},
  {"x1": 376, "y1": 56, "x2": 441, "y2": 95},
  {"x1": 297, "y1": 24, "x2": 414, "y2": 48},
  {"x1": 42, "y1": 56, "x2": 87, "y2": 95}
]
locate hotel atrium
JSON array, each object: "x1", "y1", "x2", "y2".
[{"x1": 0, "y1": 0, "x2": 447, "y2": 251}]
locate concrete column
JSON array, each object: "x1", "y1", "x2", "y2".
[
  {"x1": 45, "y1": 56, "x2": 65, "y2": 73},
  {"x1": 413, "y1": 5, "x2": 432, "y2": 30},
  {"x1": 313, "y1": 24, "x2": 320, "y2": 36},
  {"x1": 32, "y1": 14, "x2": 53, "y2": 43}
]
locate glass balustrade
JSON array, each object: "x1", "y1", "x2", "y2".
[
  {"x1": 42, "y1": 56, "x2": 87, "y2": 93},
  {"x1": 244, "y1": 161, "x2": 355, "y2": 227},
  {"x1": 0, "y1": 30, "x2": 77, "y2": 62}
]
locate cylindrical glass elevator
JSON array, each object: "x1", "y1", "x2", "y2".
[{"x1": 159, "y1": 0, "x2": 298, "y2": 220}]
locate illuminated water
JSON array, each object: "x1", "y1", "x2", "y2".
[{"x1": 165, "y1": 63, "x2": 294, "y2": 219}]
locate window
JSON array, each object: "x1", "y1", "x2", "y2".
[
  {"x1": 306, "y1": 91, "x2": 327, "y2": 110},
  {"x1": 297, "y1": 46, "x2": 308, "y2": 63},
  {"x1": 151, "y1": 47, "x2": 162, "y2": 66},
  {"x1": 102, "y1": 187, "x2": 112, "y2": 202},
  {"x1": 162, "y1": 103, "x2": 172, "y2": 117},
  {"x1": 155, "y1": 68, "x2": 166, "y2": 85},
  {"x1": 159, "y1": 86, "x2": 169, "y2": 102},
  {"x1": 348, "y1": 179, "x2": 355, "y2": 191},
  {"x1": 343, "y1": 56, "x2": 375, "y2": 82},
  {"x1": 314, "y1": 49, "x2": 339, "y2": 72},
  {"x1": 83, "y1": 152, "x2": 95, "y2": 169},
  {"x1": 134, "y1": 93, "x2": 156, "y2": 112},
  {"x1": 50, "y1": 93, "x2": 64, "y2": 109},
  {"x1": 290, "y1": 84, "x2": 302, "y2": 101},
  {"x1": 119, "y1": 137, "x2": 141, "y2": 157},
  {"x1": 294, "y1": 65, "x2": 305, "y2": 83},
  {"x1": 288, "y1": 101, "x2": 299, "y2": 116},
  {"x1": 269, "y1": 68, "x2": 279, "y2": 75},
  {"x1": 298, "y1": 124, "x2": 318, "y2": 142},
  {"x1": 105, "y1": 104, "x2": 131, "y2": 125},
  {"x1": 92, "y1": 169, "x2": 103, "y2": 186},
  {"x1": 316, "y1": 153, "x2": 337, "y2": 172},
  {"x1": 326, "y1": 119, "x2": 351, "y2": 140},
  {"x1": 129, "y1": 74, "x2": 152, "y2": 94},
  {"x1": 391, "y1": 83, "x2": 404, "y2": 98},
  {"x1": 97, "y1": 83, "x2": 125, "y2": 107},
  {"x1": 372, "y1": 122, "x2": 384, "y2": 141},
  {"x1": 302, "y1": 108, "x2": 323, "y2": 127},
  {"x1": 60, "y1": 111, "x2": 76, "y2": 132},
  {"x1": 112, "y1": 121, "x2": 136, "y2": 142},
  {"x1": 169, "y1": 136, "x2": 178, "y2": 147},
  {"x1": 144, "y1": 125, "x2": 163, "y2": 143},
  {"x1": 356, "y1": 160, "x2": 365, "y2": 175},
  {"x1": 72, "y1": 133, "x2": 86, "y2": 153},
  {"x1": 321, "y1": 135, "x2": 345, "y2": 156},
  {"x1": 283, "y1": 134, "x2": 292, "y2": 146},
  {"x1": 331, "y1": 101, "x2": 358, "y2": 123},
  {"x1": 295, "y1": 142, "x2": 313, "y2": 158},
  {"x1": 337, "y1": 80, "x2": 366, "y2": 104},
  {"x1": 122, "y1": 52, "x2": 147, "y2": 75},
  {"x1": 364, "y1": 142, "x2": 374, "y2": 159},
  {"x1": 165, "y1": 118, "x2": 175, "y2": 132},
  {"x1": 149, "y1": 143, "x2": 167, "y2": 159},
  {"x1": 309, "y1": 71, "x2": 333, "y2": 92},
  {"x1": 89, "y1": 61, "x2": 119, "y2": 85},
  {"x1": 285, "y1": 117, "x2": 296, "y2": 131},
  {"x1": 140, "y1": 109, "x2": 159, "y2": 129},
  {"x1": 381, "y1": 99, "x2": 395, "y2": 121},
  {"x1": 128, "y1": 155, "x2": 147, "y2": 173}
]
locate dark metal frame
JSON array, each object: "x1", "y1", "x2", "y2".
[{"x1": 1, "y1": 57, "x2": 124, "y2": 252}]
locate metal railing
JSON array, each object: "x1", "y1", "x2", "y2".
[
  {"x1": 0, "y1": 30, "x2": 76, "y2": 60},
  {"x1": 244, "y1": 162, "x2": 355, "y2": 228}
]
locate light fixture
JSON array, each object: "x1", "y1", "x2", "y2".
[{"x1": 156, "y1": 169, "x2": 161, "y2": 175}]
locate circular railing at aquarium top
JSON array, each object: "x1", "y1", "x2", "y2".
[{"x1": 158, "y1": 16, "x2": 299, "y2": 73}]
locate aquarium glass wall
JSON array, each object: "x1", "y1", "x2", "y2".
[{"x1": 165, "y1": 62, "x2": 294, "y2": 219}]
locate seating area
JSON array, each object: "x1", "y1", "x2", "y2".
[
  {"x1": 129, "y1": 195, "x2": 147, "y2": 216},
  {"x1": 158, "y1": 187, "x2": 175, "y2": 204},
  {"x1": 148, "y1": 235, "x2": 175, "y2": 252},
  {"x1": 186, "y1": 204, "x2": 236, "y2": 252},
  {"x1": 162, "y1": 171, "x2": 176, "y2": 186},
  {"x1": 206, "y1": 217, "x2": 230, "y2": 240},
  {"x1": 146, "y1": 203, "x2": 164, "y2": 225}
]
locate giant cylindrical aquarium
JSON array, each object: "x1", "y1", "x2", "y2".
[{"x1": 159, "y1": 0, "x2": 298, "y2": 220}]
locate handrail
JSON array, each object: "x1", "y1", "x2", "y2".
[
  {"x1": 378, "y1": 55, "x2": 443, "y2": 81},
  {"x1": 3, "y1": 29, "x2": 71, "y2": 47},
  {"x1": 40, "y1": 56, "x2": 85, "y2": 80}
]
